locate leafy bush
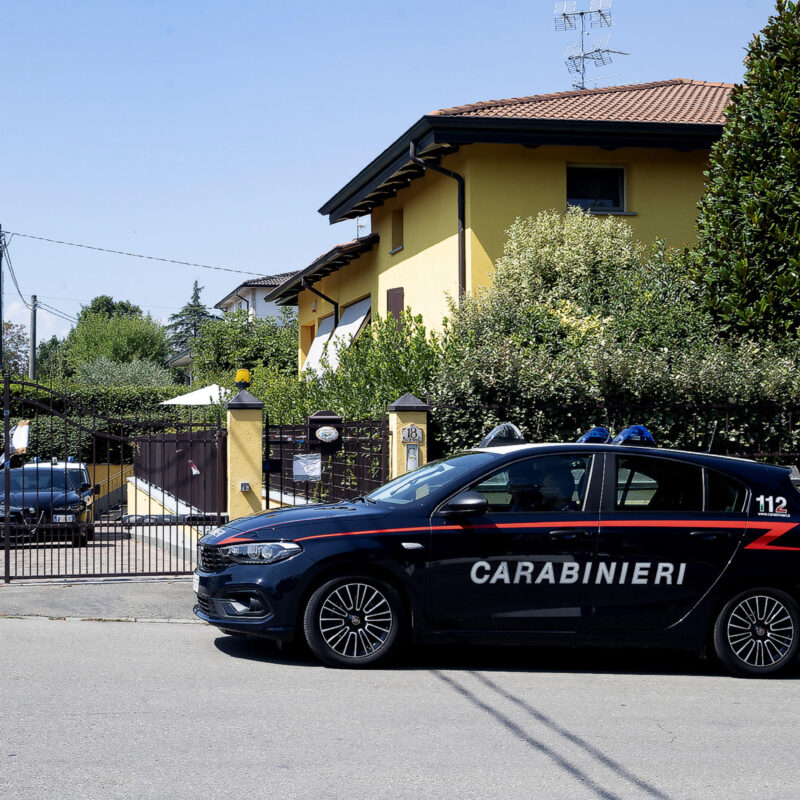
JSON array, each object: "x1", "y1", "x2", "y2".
[
  {"x1": 429, "y1": 208, "x2": 800, "y2": 455},
  {"x1": 77, "y1": 357, "x2": 175, "y2": 387},
  {"x1": 193, "y1": 308, "x2": 298, "y2": 378},
  {"x1": 64, "y1": 312, "x2": 169, "y2": 370}
]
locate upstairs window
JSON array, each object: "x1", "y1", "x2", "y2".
[
  {"x1": 389, "y1": 210, "x2": 404, "y2": 254},
  {"x1": 567, "y1": 165, "x2": 625, "y2": 212}
]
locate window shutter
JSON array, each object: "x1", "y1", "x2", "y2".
[{"x1": 386, "y1": 288, "x2": 404, "y2": 329}]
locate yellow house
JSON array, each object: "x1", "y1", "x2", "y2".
[{"x1": 266, "y1": 79, "x2": 732, "y2": 372}]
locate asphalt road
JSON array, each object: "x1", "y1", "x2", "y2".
[{"x1": 3, "y1": 614, "x2": 799, "y2": 800}]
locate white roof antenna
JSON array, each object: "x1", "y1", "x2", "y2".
[{"x1": 554, "y1": 0, "x2": 629, "y2": 90}]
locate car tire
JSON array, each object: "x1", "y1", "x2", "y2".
[
  {"x1": 303, "y1": 575, "x2": 404, "y2": 668},
  {"x1": 713, "y1": 587, "x2": 800, "y2": 678}
]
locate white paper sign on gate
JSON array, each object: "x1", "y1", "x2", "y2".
[{"x1": 293, "y1": 453, "x2": 322, "y2": 482}]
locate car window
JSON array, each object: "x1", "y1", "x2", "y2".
[
  {"x1": 616, "y1": 455, "x2": 702, "y2": 512},
  {"x1": 367, "y1": 452, "x2": 496, "y2": 506},
  {"x1": 706, "y1": 469, "x2": 747, "y2": 512},
  {"x1": 472, "y1": 454, "x2": 593, "y2": 513}
]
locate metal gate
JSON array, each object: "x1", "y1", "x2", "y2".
[
  {"x1": 264, "y1": 414, "x2": 389, "y2": 506},
  {"x1": 3, "y1": 376, "x2": 226, "y2": 582}
]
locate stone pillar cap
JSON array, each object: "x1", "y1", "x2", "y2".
[
  {"x1": 388, "y1": 392, "x2": 429, "y2": 412},
  {"x1": 225, "y1": 389, "x2": 264, "y2": 410}
]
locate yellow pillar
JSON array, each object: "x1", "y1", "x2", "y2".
[
  {"x1": 387, "y1": 393, "x2": 429, "y2": 479},
  {"x1": 226, "y1": 389, "x2": 264, "y2": 521}
]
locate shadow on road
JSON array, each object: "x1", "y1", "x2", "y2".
[{"x1": 213, "y1": 631, "x2": 800, "y2": 680}]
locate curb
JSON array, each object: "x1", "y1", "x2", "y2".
[{"x1": 0, "y1": 613, "x2": 205, "y2": 624}]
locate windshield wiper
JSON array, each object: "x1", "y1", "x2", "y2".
[{"x1": 350, "y1": 496, "x2": 376, "y2": 504}]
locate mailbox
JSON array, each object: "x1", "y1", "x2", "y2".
[{"x1": 307, "y1": 410, "x2": 343, "y2": 452}]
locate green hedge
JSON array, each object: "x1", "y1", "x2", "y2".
[{"x1": 8, "y1": 380, "x2": 223, "y2": 463}]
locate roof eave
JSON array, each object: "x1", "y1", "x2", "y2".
[
  {"x1": 265, "y1": 234, "x2": 380, "y2": 306},
  {"x1": 319, "y1": 116, "x2": 724, "y2": 224}
]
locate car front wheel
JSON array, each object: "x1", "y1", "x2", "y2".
[
  {"x1": 713, "y1": 588, "x2": 800, "y2": 677},
  {"x1": 303, "y1": 576, "x2": 403, "y2": 668}
]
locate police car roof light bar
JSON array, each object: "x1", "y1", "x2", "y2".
[
  {"x1": 611, "y1": 424, "x2": 656, "y2": 447},
  {"x1": 577, "y1": 426, "x2": 612, "y2": 444},
  {"x1": 478, "y1": 422, "x2": 526, "y2": 449}
]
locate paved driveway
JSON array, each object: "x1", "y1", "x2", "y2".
[{"x1": 2, "y1": 610, "x2": 798, "y2": 800}]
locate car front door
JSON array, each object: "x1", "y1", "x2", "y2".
[
  {"x1": 429, "y1": 452, "x2": 600, "y2": 632},
  {"x1": 591, "y1": 453, "x2": 747, "y2": 631}
]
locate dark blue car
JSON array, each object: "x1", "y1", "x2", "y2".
[
  {"x1": 7, "y1": 462, "x2": 96, "y2": 545},
  {"x1": 194, "y1": 443, "x2": 800, "y2": 677}
]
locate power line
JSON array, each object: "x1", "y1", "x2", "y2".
[
  {"x1": 37, "y1": 302, "x2": 78, "y2": 324},
  {"x1": 6, "y1": 230, "x2": 263, "y2": 276},
  {"x1": 2, "y1": 241, "x2": 32, "y2": 310}
]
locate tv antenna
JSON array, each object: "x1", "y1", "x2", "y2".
[
  {"x1": 355, "y1": 217, "x2": 367, "y2": 239},
  {"x1": 554, "y1": 0, "x2": 629, "y2": 90}
]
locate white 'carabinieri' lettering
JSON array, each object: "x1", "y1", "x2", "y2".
[{"x1": 468, "y1": 560, "x2": 690, "y2": 586}]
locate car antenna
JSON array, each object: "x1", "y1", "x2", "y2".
[{"x1": 706, "y1": 420, "x2": 718, "y2": 453}]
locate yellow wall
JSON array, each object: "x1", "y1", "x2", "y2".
[
  {"x1": 297, "y1": 141, "x2": 709, "y2": 364},
  {"x1": 87, "y1": 464, "x2": 133, "y2": 502},
  {"x1": 466, "y1": 143, "x2": 708, "y2": 292},
  {"x1": 226, "y1": 406, "x2": 263, "y2": 520}
]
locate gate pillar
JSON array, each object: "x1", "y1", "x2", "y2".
[
  {"x1": 225, "y1": 388, "x2": 264, "y2": 521},
  {"x1": 387, "y1": 393, "x2": 429, "y2": 479}
]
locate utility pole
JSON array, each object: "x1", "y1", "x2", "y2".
[{"x1": 29, "y1": 295, "x2": 37, "y2": 381}]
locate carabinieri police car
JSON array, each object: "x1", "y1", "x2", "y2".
[{"x1": 194, "y1": 426, "x2": 800, "y2": 677}]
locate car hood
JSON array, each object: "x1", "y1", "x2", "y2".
[
  {"x1": 200, "y1": 501, "x2": 392, "y2": 545},
  {"x1": 9, "y1": 491, "x2": 81, "y2": 512}
]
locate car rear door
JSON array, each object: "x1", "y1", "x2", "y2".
[
  {"x1": 591, "y1": 452, "x2": 747, "y2": 631},
  {"x1": 429, "y1": 451, "x2": 601, "y2": 632}
]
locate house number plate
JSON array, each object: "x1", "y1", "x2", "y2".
[{"x1": 401, "y1": 424, "x2": 424, "y2": 443}]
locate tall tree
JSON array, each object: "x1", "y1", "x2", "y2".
[
  {"x1": 2, "y1": 322, "x2": 30, "y2": 375},
  {"x1": 167, "y1": 281, "x2": 213, "y2": 353},
  {"x1": 694, "y1": 0, "x2": 800, "y2": 338},
  {"x1": 63, "y1": 313, "x2": 169, "y2": 370},
  {"x1": 78, "y1": 295, "x2": 142, "y2": 321}
]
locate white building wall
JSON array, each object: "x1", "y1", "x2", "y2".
[{"x1": 218, "y1": 287, "x2": 283, "y2": 320}]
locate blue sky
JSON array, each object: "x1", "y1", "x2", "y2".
[{"x1": 2, "y1": 0, "x2": 776, "y2": 342}]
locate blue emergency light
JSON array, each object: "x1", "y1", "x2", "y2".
[
  {"x1": 576, "y1": 427, "x2": 612, "y2": 444},
  {"x1": 611, "y1": 425, "x2": 656, "y2": 447}
]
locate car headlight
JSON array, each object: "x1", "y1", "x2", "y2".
[{"x1": 219, "y1": 541, "x2": 302, "y2": 564}]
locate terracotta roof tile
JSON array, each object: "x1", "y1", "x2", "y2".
[
  {"x1": 241, "y1": 270, "x2": 299, "y2": 288},
  {"x1": 431, "y1": 79, "x2": 732, "y2": 125}
]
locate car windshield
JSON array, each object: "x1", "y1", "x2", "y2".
[
  {"x1": 366, "y1": 452, "x2": 496, "y2": 506},
  {"x1": 9, "y1": 468, "x2": 81, "y2": 494}
]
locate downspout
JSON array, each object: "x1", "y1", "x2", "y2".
[
  {"x1": 409, "y1": 141, "x2": 465, "y2": 304},
  {"x1": 301, "y1": 279, "x2": 339, "y2": 326}
]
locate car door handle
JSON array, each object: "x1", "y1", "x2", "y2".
[
  {"x1": 689, "y1": 529, "x2": 733, "y2": 540},
  {"x1": 549, "y1": 529, "x2": 589, "y2": 540}
]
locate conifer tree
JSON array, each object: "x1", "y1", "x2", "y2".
[
  {"x1": 167, "y1": 281, "x2": 213, "y2": 353},
  {"x1": 694, "y1": 0, "x2": 800, "y2": 338}
]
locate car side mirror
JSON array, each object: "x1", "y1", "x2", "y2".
[
  {"x1": 440, "y1": 491, "x2": 488, "y2": 517},
  {"x1": 80, "y1": 482, "x2": 92, "y2": 493},
  {"x1": 93, "y1": 484, "x2": 101, "y2": 495}
]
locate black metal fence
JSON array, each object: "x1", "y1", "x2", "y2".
[
  {"x1": 264, "y1": 415, "x2": 389, "y2": 506},
  {"x1": 3, "y1": 377, "x2": 225, "y2": 582}
]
